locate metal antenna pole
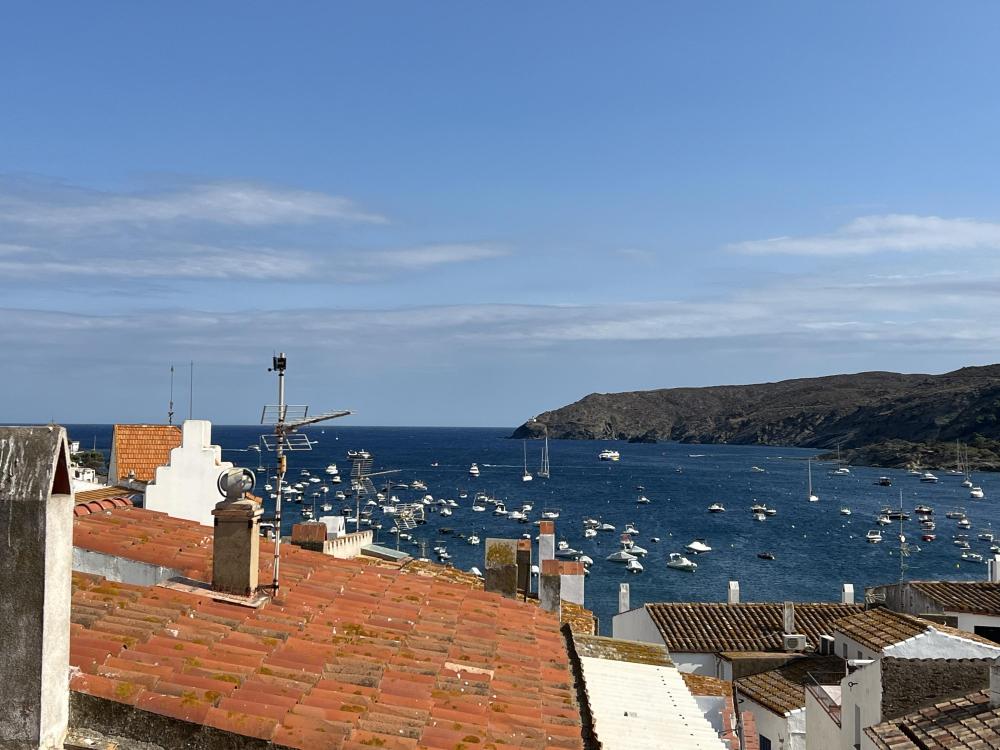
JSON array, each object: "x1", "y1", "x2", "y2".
[
  {"x1": 272, "y1": 354, "x2": 287, "y2": 595},
  {"x1": 168, "y1": 365, "x2": 175, "y2": 425},
  {"x1": 189, "y1": 361, "x2": 194, "y2": 420}
]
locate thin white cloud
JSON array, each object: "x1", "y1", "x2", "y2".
[
  {"x1": 0, "y1": 180, "x2": 386, "y2": 229},
  {"x1": 374, "y1": 244, "x2": 507, "y2": 269},
  {"x1": 728, "y1": 214, "x2": 1000, "y2": 256}
]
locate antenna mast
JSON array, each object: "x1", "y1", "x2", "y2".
[
  {"x1": 261, "y1": 352, "x2": 351, "y2": 594},
  {"x1": 168, "y1": 365, "x2": 175, "y2": 425},
  {"x1": 189, "y1": 361, "x2": 194, "y2": 420}
]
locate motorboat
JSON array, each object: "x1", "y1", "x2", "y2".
[
  {"x1": 264, "y1": 484, "x2": 273, "y2": 491},
  {"x1": 971, "y1": 486, "x2": 985, "y2": 499},
  {"x1": 542, "y1": 509, "x2": 561, "y2": 519},
  {"x1": 764, "y1": 507, "x2": 777, "y2": 516},
  {"x1": 556, "y1": 546, "x2": 582, "y2": 559},
  {"x1": 667, "y1": 552, "x2": 698, "y2": 571},
  {"x1": 876, "y1": 515, "x2": 891, "y2": 526},
  {"x1": 650, "y1": 537, "x2": 660, "y2": 543},
  {"x1": 962, "y1": 551, "x2": 985, "y2": 563},
  {"x1": 920, "y1": 472, "x2": 939, "y2": 483},
  {"x1": 753, "y1": 512, "x2": 766, "y2": 522},
  {"x1": 876, "y1": 477, "x2": 892, "y2": 486},
  {"x1": 840, "y1": 507, "x2": 852, "y2": 516},
  {"x1": 493, "y1": 503, "x2": 508, "y2": 516},
  {"x1": 955, "y1": 539, "x2": 971, "y2": 549},
  {"x1": 914, "y1": 505, "x2": 933, "y2": 515},
  {"x1": 325, "y1": 464, "x2": 339, "y2": 475},
  {"x1": 598, "y1": 449, "x2": 621, "y2": 462},
  {"x1": 922, "y1": 533, "x2": 936, "y2": 542},
  {"x1": 832, "y1": 467, "x2": 851, "y2": 476},
  {"x1": 962, "y1": 478, "x2": 974, "y2": 488},
  {"x1": 946, "y1": 508, "x2": 967, "y2": 520},
  {"x1": 579, "y1": 555, "x2": 594, "y2": 566},
  {"x1": 468, "y1": 534, "x2": 480, "y2": 545},
  {"x1": 439, "y1": 507, "x2": 453, "y2": 517},
  {"x1": 469, "y1": 463, "x2": 480, "y2": 477},
  {"x1": 751, "y1": 466, "x2": 766, "y2": 473},
  {"x1": 411, "y1": 480, "x2": 427, "y2": 491},
  {"x1": 583, "y1": 527, "x2": 597, "y2": 539},
  {"x1": 321, "y1": 502, "x2": 333, "y2": 512},
  {"x1": 685, "y1": 539, "x2": 712, "y2": 554},
  {"x1": 637, "y1": 495, "x2": 651, "y2": 504},
  {"x1": 531, "y1": 564, "x2": 539, "y2": 577},
  {"x1": 626, "y1": 558, "x2": 643, "y2": 573},
  {"x1": 623, "y1": 540, "x2": 648, "y2": 557},
  {"x1": 623, "y1": 523, "x2": 639, "y2": 535},
  {"x1": 958, "y1": 518, "x2": 973, "y2": 530},
  {"x1": 865, "y1": 530, "x2": 882, "y2": 544},
  {"x1": 750, "y1": 503, "x2": 767, "y2": 513},
  {"x1": 469, "y1": 567, "x2": 483, "y2": 578},
  {"x1": 508, "y1": 509, "x2": 526, "y2": 521},
  {"x1": 708, "y1": 503, "x2": 726, "y2": 513},
  {"x1": 599, "y1": 521, "x2": 615, "y2": 532},
  {"x1": 757, "y1": 551, "x2": 775, "y2": 561},
  {"x1": 606, "y1": 549, "x2": 637, "y2": 562},
  {"x1": 472, "y1": 502, "x2": 486, "y2": 512},
  {"x1": 979, "y1": 530, "x2": 995, "y2": 542}
]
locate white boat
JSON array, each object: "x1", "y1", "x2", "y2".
[
  {"x1": 685, "y1": 539, "x2": 712, "y2": 554},
  {"x1": 808, "y1": 458, "x2": 819, "y2": 502},
  {"x1": 531, "y1": 564, "x2": 540, "y2": 577},
  {"x1": 920, "y1": 472, "x2": 939, "y2": 483},
  {"x1": 521, "y1": 441, "x2": 533, "y2": 482},
  {"x1": 599, "y1": 521, "x2": 615, "y2": 531},
  {"x1": 958, "y1": 518, "x2": 973, "y2": 529},
  {"x1": 440, "y1": 507, "x2": 453, "y2": 517},
  {"x1": 751, "y1": 466, "x2": 766, "y2": 473},
  {"x1": 971, "y1": 486, "x2": 985, "y2": 499},
  {"x1": 840, "y1": 507, "x2": 852, "y2": 516},
  {"x1": 832, "y1": 467, "x2": 851, "y2": 476},
  {"x1": 707, "y1": 503, "x2": 726, "y2": 513},
  {"x1": 469, "y1": 567, "x2": 483, "y2": 578},
  {"x1": 508, "y1": 509, "x2": 526, "y2": 521},
  {"x1": 538, "y1": 429, "x2": 550, "y2": 479},
  {"x1": 866, "y1": 529, "x2": 882, "y2": 544},
  {"x1": 624, "y1": 523, "x2": 639, "y2": 535},
  {"x1": 321, "y1": 502, "x2": 333, "y2": 512},
  {"x1": 468, "y1": 534, "x2": 480, "y2": 545},
  {"x1": 666, "y1": 552, "x2": 698, "y2": 572},
  {"x1": 624, "y1": 541, "x2": 647, "y2": 557},
  {"x1": 493, "y1": 502, "x2": 508, "y2": 516},
  {"x1": 962, "y1": 478, "x2": 974, "y2": 488},
  {"x1": 584, "y1": 527, "x2": 597, "y2": 538},
  {"x1": 325, "y1": 464, "x2": 339, "y2": 475},
  {"x1": 636, "y1": 495, "x2": 650, "y2": 504},
  {"x1": 469, "y1": 463, "x2": 480, "y2": 477},
  {"x1": 598, "y1": 449, "x2": 621, "y2": 462},
  {"x1": 753, "y1": 512, "x2": 766, "y2": 522},
  {"x1": 626, "y1": 558, "x2": 643, "y2": 573},
  {"x1": 962, "y1": 551, "x2": 985, "y2": 563},
  {"x1": 876, "y1": 514, "x2": 891, "y2": 526},
  {"x1": 606, "y1": 549, "x2": 637, "y2": 562},
  {"x1": 264, "y1": 484, "x2": 273, "y2": 491},
  {"x1": 331, "y1": 475, "x2": 342, "y2": 484},
  {"x1": 542, "y1": 509, "x2": 560, "y2": 519},
  {"x1": 764, "y1": 507, "x2": 777, "y2": 516},
  {"x1": 471, "y1": 503, "x2": 486, "y2": 512},
  {"x1": 335, "y1": 491, "x2": 346, "y2": 500}
]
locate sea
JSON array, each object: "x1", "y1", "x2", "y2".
[{"x1": 66, "y1": 424, "x2": 997, "y2": 635}]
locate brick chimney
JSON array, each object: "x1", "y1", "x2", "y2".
[
  {"x1": 0, "y1": 426, "x2": 74, "y2": 748},
  {"x1": 538, "y1": 520, "x2": 555, "y2": 563},
  {"x1": 211, "y1": 467, "x2": 262, "y2": 596},
  {"x1": 539, "y1": 559, "x2": 561, "y2": 614}
]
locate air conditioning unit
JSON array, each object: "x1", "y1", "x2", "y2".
[
  {"x1": 818, "y1": 634, "x2": 835, "y2": 656},
  {"x1": 783, "y1": 633, "x2": 808, "y2": 652}
]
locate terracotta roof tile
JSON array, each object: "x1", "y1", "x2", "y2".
[
  {"x1": 68, "y1": 507, "x2": 584, "y2": 749},
  {"x1": 645, "y1": 601, "x2": 864, "y2": 653},
  {"x1": 75, "y1": 487, "x2": 139, "y2": 505},
  {"x1": 110, "y1": 424, "x2": 181, "y2": 483},
  {"x1": 866, "y1": 690, "x2": 1000, "y2": 749},
  {"x1": 833, "y1": 607, "x2": 1000, "y2": 651},
  {"x1": 736, "y1": 655, "x2": 845, "y2": 715},
  {"x1": 910, "y1": 580, "x2": 1000, "y2": 616}
]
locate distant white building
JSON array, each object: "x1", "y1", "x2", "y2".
[{"x1": 869, "y1": 578, "x2": 1000, "y2": 643}]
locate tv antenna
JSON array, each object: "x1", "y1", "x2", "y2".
[
  {"x1": 168, "y1": 365, "x2": 175, "y2": 425},
  {"x1": 344, "y1": 450, "x2": 406, "y2": 540},
  {"x1": 260, "y1": 352, "x2": 351, "y2": 594}
]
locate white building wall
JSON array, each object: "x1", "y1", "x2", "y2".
[
  {"x1": 804, "y1": 687, "x2": 844, "y2": 750},
  {"x1": 834, "y1": 633, "x2": 880, "y2": 662},
  {"x1": 143, "y1": 420, "x2": 232, "y2": 527},
  {"x1": 884, "y1": 630, "x2": 1000, "y2": 660},
  {"x1": 839, "y1": 660, "x2": 882, "y2": 750},
  {"x1": 671, "y1": 652, "x2": 719, "y2": 676},
  {"x1": 611, "y1": 607, "x2": 664, "y2": 645},
  {"x1": 741, "y1": 697, "x2": 795, "y2": 750},
  {"x1": 695, "y1": 695, "x2": 727, "y2": 735},
  {"x1": 952, "y1": 612, "x2": 1000, "y2": 636}
]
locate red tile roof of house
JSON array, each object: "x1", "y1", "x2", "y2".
[
  {"x1": 866, "y1": 690, "x2": 1000, "y2": 749},
  {"x1": 736, "y1": 656, "x2": 845, "y2": 716},
  {"x1": 111, "y1": 424, "x2": 181, "y2": 483},
  {"x1": 75, "y1": 487, "x2": 141, "y2": 504},
  {"x1": 70, "y1": 506, "x2": 585, "y2": 749},
  {"x1": 74, "y1": 496, "x2": 133, "y2": 517},
  {"x1": 910, "y1": 580, "x2": 1000, "y2": 616},
  {"x1": 832, "y1": 607, "x2": 999, "y2": 652},
  {"x1": 644, "y1": 602, "x2": 863, "y2": 653}
]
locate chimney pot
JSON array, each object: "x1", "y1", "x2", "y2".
[
  {"x1": 728, "y1": 580, "x2": 740, "y2": 605},
  {"x1": 211, "y1": 496, "x2": 262, "y2": 596},
  {"x1": 783, "y1": 601, "x2": 795, "y2": 635},
  {"x1": 538, "y1": 521, "x2": 555, "y2": 563},
  {"x1": 484, "y1": 538, "x2": 519, "y2": 599},
  {"x1": 619, "y1": 583, "x2": 630, "y2": 614},
  {"x1": 539, "y1": 559, "x2": 562, "y2": 614},
  {"x1": 990, "y1": 556, "x2": 1000, "y2": 583},
  {"x1": 842, "y1": 583, "x2": 855, "y2": 604}
]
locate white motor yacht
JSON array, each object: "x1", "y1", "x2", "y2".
[
  {"x1": 708, "y1": 503, "x2": 726, "y2": 513},
  {"x1": 469, "y1": 463, "x2": 480, "y2": 477},
  {"x1": 542, "y1": 509, "x2": 560, "y2": 519},
  {"x1": 637, "y1": 495, "x2": 650, "y2": 504},
  {"x1": 439, "y1": 507, "x2": 453, "y2": 517},
  {"x1": 958, "y1": 518, "x2": 973, "y2": 529},
  {"x1": 840, "y1": 507, "x2": 852, "y2": 516},
  {"x1": 626, "y1": 558, "x2": 643, "y2": 573},
  {"x1": 962, "y1": 551, "x2": 985, "y2": 563},
  {"x1": 866, "y1": 529, "x2": 882, "y2": 544},
  {"x1": 606, "y1": 549, "x2": 637, "y2": 562},
  {"x1": 623, "y1": 523, "x2": 639, "y2": 535},
  {"x1": 468, "y1": 534, "x2": 480, "y2": 545},
  {"x1": 920, "y1": 472, "x2": 939, "y2": 483},
  {"x1": 962, "y1": 478, "x2": 974, "y2": 488},
  {"x1": 584, "y1": 527, "x2": 597, "y2": 538},
  {"x1": 325, "y1": 464, "x2": 339, "y2": 475},
  {"x1": 599, "y1": 521, "x2": 615, "y2": 531},
  {"x1": 598, "y1": 449, "x2": 621, "y2": 462},
  {"x1": 508, "y1": 509, "x2": 526, "y2": 521},
  {"x1": 472, "y1": 503, "x2": 486, "y2": 512},
  {"x1": 685, "y1": 539, "x2": 712, "y2": 554},
  {"x1": 493, "y1": 502, "x2": 508, "y2": 516},
  {"x1": 753, "y1": 512, "x2": 766, "y2": 522},
  {"x1": 832, "y1": 467, "x2": 851, "y2": 476},
  {"x1": 876, "y1": 515, "x2": 891, "y2": 526},
  {"x1": 971, "y1": 486, "x2": 985, "y2": 499},
  {"x1": 666, "y1": 552, "x2": 698, "y2": 572},
  {"x1": 321, "y1": 502, "x2": 333, "y2": 512}
]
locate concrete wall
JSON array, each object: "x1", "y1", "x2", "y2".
[
  {"x1": 953, "y1": 612, "x2": 1000, "y2": 636},
  {"x1": 73, "y1": 547, "x2": 181, "y2": 586},
  {"x1": 695, "y1": 695, "x2": 727, "y2": 735},
  {"x1": 611, "y1": 606, "x2": 663, "y2": 645},
  {"x1": 804, "y1": 686, "x2": 843, "y2": 750},
  {"x1": 839, "y1": 660, "x2": 882, "y2": 750},
  {"x1": 325, "y1": 530, "x2": 373, "y2": 559},
  {"x1": 144, "y1": 420, "x2": 231, "y2": 527},
  {"x1": 742, "y1": 696, "x2": 793, "y2": 750},
  {"x1": 673, "y1": 652, "x2": 721, "y2": 677},
  {"x1": 834, "y1": 633, "x2": 880, "y2": 662}
]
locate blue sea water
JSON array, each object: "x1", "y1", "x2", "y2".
[{"x1": 66, "y1": 424, "x2": 998, "y2": 634}]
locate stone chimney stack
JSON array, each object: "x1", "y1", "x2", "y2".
[
  {"x1": 538, "y1": 520, "x2": 555, "y2": 564},
  {"x1": 0, "y1": 426, "x2": 74, "y2": 749},
  {"x1": 516, "y1": 539, "x2": 532, "y2": 597},
  {"x1": 989, "y1": 555, "x2": 1000, "y2": 583},
  {"x1": 783, "y1": 601, "x2": 796, "y2": 635},
  {"x1": 539, "y1": 559, "x2": 562, "y2": 614},
  {"x1": 211, "y1": 468, "x2": 262, "y2": 596},
  {"x1": 728, "y1": 580, "x2": 740, "y2": 605},
  {"x1": 619, "y1": 583, "x2": 630, "y2": 614},
  {"x1": 484, "y1": 538, "x2": 518, "y2": 599},
  {"x1": 559, "y1": 561, "x2": 585, "y2": 606},
  {"x1": 842, "y1": 583, "x2": 855, "y2": 604},
  {"x1": 991, "y1": 658, "x2": 1000, "y2": 707}
]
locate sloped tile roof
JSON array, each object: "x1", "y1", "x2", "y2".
[
  {"x1": 832, "y1": 608, "x2": 999, "y2": 652},
  {"x1": 75, "y1": 487, "x2": 141, "y2": 504},
  {"x1": 736, "y1": 656, "x2": 845, "y2": 716},
  {"x1": 644, "y1": 602, "x2": 863, "y2": 653},
  {"x1": 682, "y1": 673, "x2": 732, "y2": 698},
  {"x1": 69, "y1": 506, "x2": 586, "y2": 748},
  {"x1": 911, "y1": 581, "x2": 1000, "y2": 616},
  {"x1": 866, "y1": 690, "x2": 1000, "y2": 749},
  {"x1": 111, "y1": 424, "x2": 181, "y2": 483},
  {"x1": 73, "y1": 496, "x2": 133, "y2": 517},
  {"x1": 572, "y1": 635, "x2": 671, "y2": 666}
]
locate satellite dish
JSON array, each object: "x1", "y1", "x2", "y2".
[{"x1": 217, "y1": 467, "x2": 256, "y2": 502}]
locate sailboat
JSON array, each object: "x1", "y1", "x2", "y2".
[
  {"x1": 522, "y1": 441, "x2": 533, "y2": 482},
  {"x1": 537, "y1": 431, "x2": 550, "y2": 479},
  {"x1": 808, "y1": 458, "x2": 819, "y2": 502}
]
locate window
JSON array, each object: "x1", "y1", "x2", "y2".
[
  {"x1": 974, "y1": 625, "x2": 1000, "y2": 644},
  {"x1": 759, "y1": 735, "x2": 772, "y2": 750}
]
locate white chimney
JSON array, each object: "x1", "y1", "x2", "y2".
[
  {"x1": 783, "y1": 601, "x2": 795, "y2": 635},
  {"x1": 728, "y1": 580, "x2": 740, "y2": 605},
  {"x1": 989, "y1": 556, "x2": 1000, "y2": 583},
  {"x1": 619, "y1": 583, "x2": 630, "y2": 614},
  {"x1": 991, "y1": 659, "x2": 1000, "y2": 707},
  {"x1": 842, "y1": 583, "x2": 855, "y2": 604}
]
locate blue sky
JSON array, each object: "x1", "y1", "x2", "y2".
[{"x1": 3, "y1": 2, "x2": 1000, "y2": 426}]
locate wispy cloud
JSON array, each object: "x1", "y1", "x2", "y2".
[
  {"x1": 728, "y1": 214, "x2": 1000, "y2": 256},
  {"x1": 0, "y1": 179, "x2": 386, "y2": 229},
  {"x1": 374, "y1": 244, "x2": 507, "y2": 269}
]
